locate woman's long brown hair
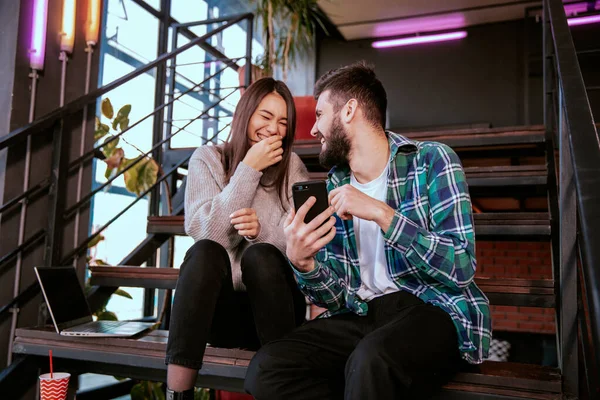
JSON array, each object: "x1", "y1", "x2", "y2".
[{"x1": 221, "y1": 78, "x2": 297, "y2": 208}]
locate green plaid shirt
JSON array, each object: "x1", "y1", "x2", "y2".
[{"x1": 294, "y1": 132, "x2": 491, "y2": 364}]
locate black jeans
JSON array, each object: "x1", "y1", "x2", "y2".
[
  {"x1": 165, "y1": 239, "x2": 306, "y2": 369},
  {"x1": 245, "y1": 290, "x2": 463, "y2": 400}
]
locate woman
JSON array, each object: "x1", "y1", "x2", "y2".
[{"x1": 165, "y1": 78, "x2": 309, "y2": 400}]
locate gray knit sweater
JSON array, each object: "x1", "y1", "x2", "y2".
[{"x1": 184, "y1": 144, "x2": 309, "y2": 290}]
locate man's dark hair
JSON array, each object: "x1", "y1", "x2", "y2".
[{"x1": 314, "y1": 61, "x2": 387, "y2": 128}]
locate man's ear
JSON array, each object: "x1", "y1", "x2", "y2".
[{"x1": 341, "y1": 99, "x2": 358, "y2": 124}]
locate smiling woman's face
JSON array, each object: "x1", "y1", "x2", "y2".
[{"x1": 247, "y1": 92, "x2": 288, "y2": 145}]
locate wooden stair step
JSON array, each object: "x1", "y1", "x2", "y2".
[
  {"x1": 293, "y1": 126, "x2": 546, "y2": 158},
  {"x1": 147, "y1": 213, "x2": 551, "y2": 237},
  {"x1": 403, "y1": 126, "x2": 546, "y2": 149},
  {"x1": 445, "y1": 361, "x2": 561, "y2": 399},
  {"x1": 13, "y1": 327, "x2": 561, "y2": 399},
  {"x1": 306, "y1": 165, "x2": 548, "y2": 187},
  {"x1": 89, "y1": 266, "x2": 555, "y2": 308},
  {"x1": 147, "y1": 215, "x2": 186, "y2": 235},
  {"x1": 475, "y1": 277, "x2": 555, "y2": 308},
  {"x1": 90, "y1": 266, "x2": 180, "y2": 290},
  {"x1": 464, "y1": 165, "x2": 547, "y2": 187},
  {"x1": 473, "y1": 212, "x2": 550, "y2": 237},
  {"x1": 398, "y1": 124, "x2": 544, "y2": 139}
]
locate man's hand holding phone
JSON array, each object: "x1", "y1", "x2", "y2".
[{"x1": 284, "y1": 197, "x2": 337, "y2": 273}]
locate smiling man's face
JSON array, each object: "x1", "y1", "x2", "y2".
[{"x1": 311, "y1": 90, "x2": 351, "y2": 169}]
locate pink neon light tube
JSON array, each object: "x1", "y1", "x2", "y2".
[
  {"x1": 372, "y1": 31, "x2": 468, "y2": 49},
  {"x1": 568, "y1": 14, "x2": 600, "y2": 26},
  {"x1": 30, "y1": 0, "x2": 49, "y2": 70}
]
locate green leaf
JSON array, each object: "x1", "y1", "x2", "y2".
[
  {"x1": 131, "y1": 381, "x2": 164, "y2": 400},
  {"x1": 103, "y1": 147, "x2": 125, "y2": 184},
  {"x1": 87, "y1": 234, "x2": 105, "y2": 248},
  {"x1": 101, "y1": 98, "x2": 114, "y2": 119},
  {"x1": 102, "y1": 137, "x2": 120, "y2": 158},
  {"x1": 91, "y1": 295, "x2": 110, "y2": 314},
  {"x1": 130, "y1": 382, "x2": 145, "y2": 400},
  {"x1": 152, "y1": 382, "x2": 165, "y2": 400},
  {"x1": 96, "y1": 310, "x2": 118, "y2": 321},
  {"x1": 114, "y1": 288, "x2": 132, "y2": 299},
  {"x1": 119, "y1": 117, "x2": 130, "y2": 131},
  {"x1": 94, "y1": 129, "x2": 108, "y2": 142},
  {"x1": 194, "y1": 388, "x2": 212, "y2": 400},
  {"x1": 118, "y1": 104, "x2": 132, "y2": 118},
  {"x1": 94, "y1": 117, "x2": 110, "y2": 141},
  {"x1": 104, "y1": 147, "x2": 125, "y2": 170},
  {"x1": 123, "y1": 157, "x2": 159, "y2": 196},
  {"x1": 112, "y1": 104, "x2": 132, "y2": 131},
  {"x1": 105, "y1": 166, "x2": 116, "y2": 180},
  {"x1": 92, "y1": 259, "x2": 108, "y2": 266},
  {"x1": 121, "y1": 158, "x2": 140, "y2": 194}
]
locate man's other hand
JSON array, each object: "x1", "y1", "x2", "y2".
[{"x1": 329, "y1": 184, "x2": 395, "y2": 231}]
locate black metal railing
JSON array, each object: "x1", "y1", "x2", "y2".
[
  {"x1": 0, "y1": 13, "x2": 251, "y2": 152},
  {"x1": 544, "y1": 0, "x2": 600, "y2": 398},
  {"x1": 0, "y1": 12, "x2": 253, "y2": 353}
]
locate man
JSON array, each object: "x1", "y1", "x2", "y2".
[{"x1": 245, "y1": 62, "x2": 491, "y2": 399}]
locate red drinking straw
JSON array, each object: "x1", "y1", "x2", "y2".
[{"x1": 49, "y1": 349, "x2": 53, "y2": 378}]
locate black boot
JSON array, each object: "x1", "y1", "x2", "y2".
[{"x1": 166, "y1": 388, "x2": 194, "y2": 400}]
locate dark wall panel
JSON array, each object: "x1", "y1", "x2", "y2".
[
  {"x1": 316, "y1": 19, "x2": 600, "y2": 130},
  {"x1": 0, "y1": 0, "x2": 100, "y2": 369},
  {"x1": 0, "y1": 1, "x2": 21, "y2": 212}
]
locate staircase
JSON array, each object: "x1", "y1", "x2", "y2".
[
  {"x1": 110, "y1": 124, "x2": 562, "y2": 399},
  {"x1": 1, "y1": 1, "x2": 600, "y2": 399}
]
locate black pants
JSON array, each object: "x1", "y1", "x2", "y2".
[
  {"x1": 165, "y1": 239, "x2": 306, "y2": 369},
  {"x1": 245, "y1": 290, "x2": 463, "y2": 400}
]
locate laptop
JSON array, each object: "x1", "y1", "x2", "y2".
[{"x1": 35, "y1": 266, "x2": 154, "y2": 337}]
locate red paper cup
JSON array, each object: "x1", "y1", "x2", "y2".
[{"x1": 39, "y1": 372, "x2": 70, "y2": 400}]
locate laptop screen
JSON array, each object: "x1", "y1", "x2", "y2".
[{"x1": 35, "y1": 267, "x2": 92, "y2": 326}]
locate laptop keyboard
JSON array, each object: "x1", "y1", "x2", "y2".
[{"x1": 77, "y1": 320, "x2": 129, "y2": 333}]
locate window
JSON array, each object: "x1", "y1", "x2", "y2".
[
  {"x1": 93, "y1": 0, "x2": 162, "y2": 321},
  {"x1": 92, "y1": 0, "x2": 263, "y2": 320}
]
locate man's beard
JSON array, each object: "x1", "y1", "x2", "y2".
[{"x1": 318, "y1": 116, "x2": 351, "y2": 169}]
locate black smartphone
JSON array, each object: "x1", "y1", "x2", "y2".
[{"x1": 292, "y1": 180, "x2": 330, "y2": 224}]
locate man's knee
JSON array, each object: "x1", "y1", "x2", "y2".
[
  {"x1": 345, "y1": 338, "x2": 411, "y2": 388},
  {"x1": 244, "y1": 345, "x2": 285, "y2": 400},
  {"x1": 345, "y1": 339, "x2": 383, "y2": 374}
]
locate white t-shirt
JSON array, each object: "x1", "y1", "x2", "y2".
[{"x1": 351, "y1": 164, "x2": 398, "y2": 302}]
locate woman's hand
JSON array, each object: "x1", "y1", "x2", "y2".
[
  {"x1": 243, "y1": 135, "x2": 284, "y2": 171},
  {"x1": 230, "y1": 208, "x2": 261, "y2": 239}
]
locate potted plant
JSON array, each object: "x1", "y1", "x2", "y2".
[
  {"x1": 238, "y1": 1, "x2": 329, "y2": 140},
  {"x1": 238, "y1": 0, "x2": 328, "y2": 84},
  {"x1": 239, "y1": 0, "x2": 329, "y2": 82},
  {"x1": 256, "y1": 0, "x2": 328, "y2": 79}
]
